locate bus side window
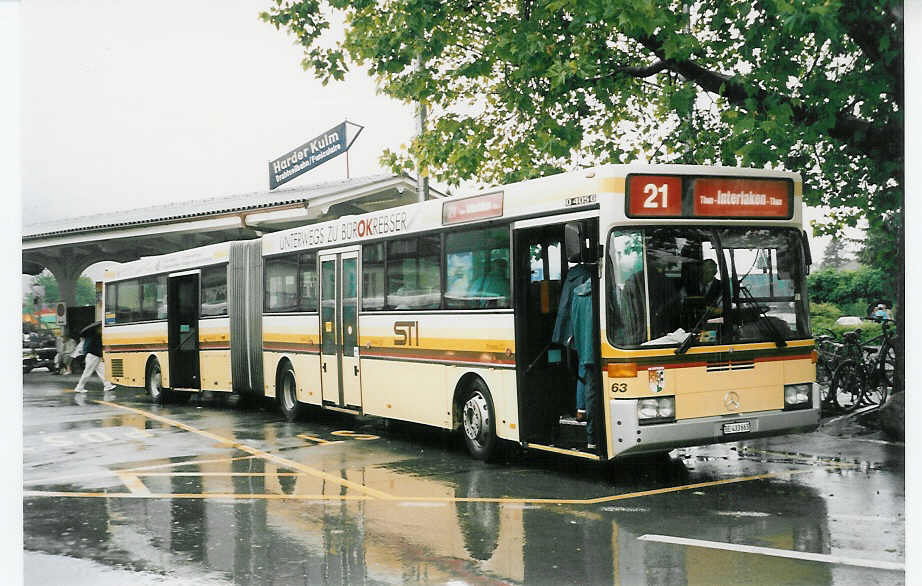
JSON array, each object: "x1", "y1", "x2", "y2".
[
  {"x1": 140, "y1": 276, "x2": 167, "y2": 321},
  {"x1": 362, "y1": 243, "x2": 385, "y2": 311},
  {"x1": 117, "y1": 279, "x2": 141, "y2": 323},
  {"x1": 445, "y1": 226, "x2": 510, "y2": 309},
  {"x1": 264, "y1": 255, "x2": 298, "y2": 312},
  {"x1": 298, "y1": 252, "x2": 318, "y2": 312},
  {"x1": 386, "y1": 236, "x2": 441, "y2": 310},
  {"x1": 201, "y1": 265, "x2": 228, "y2": 317},
  {"x1": 105, "y1": 282, "x2": 118, "y2": 324}
]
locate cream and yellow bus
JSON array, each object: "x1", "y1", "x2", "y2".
[{"x1": 104, "y1": 164, "x2": 819, "y2": 462}]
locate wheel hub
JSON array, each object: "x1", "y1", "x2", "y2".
[{"x1": 463, "y1": 393, "x2": 489, "y2": 444}]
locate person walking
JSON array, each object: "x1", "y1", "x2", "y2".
[{"x1": 74, "y1": 322, "x2": 115, "y2": 393}]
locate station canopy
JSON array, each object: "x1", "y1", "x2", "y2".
[{"x1": 23, "y1": 174, "x2": 438, "y2": 277}]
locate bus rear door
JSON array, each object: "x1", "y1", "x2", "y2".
[{"x1": 319, "y1": 249, "x2": 362, "y2": 411}]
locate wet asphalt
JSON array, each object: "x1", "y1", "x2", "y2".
[{"x1": 23, "y1": 371, "x2": 905, "y2": 585}]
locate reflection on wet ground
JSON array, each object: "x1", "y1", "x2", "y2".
[{"x1": 23, "y1": 373, "x2": 905, "y2": 585}]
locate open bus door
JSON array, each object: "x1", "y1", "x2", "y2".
[{"x1": 513, "y1": 216, "x2": 603, "y2": 454}]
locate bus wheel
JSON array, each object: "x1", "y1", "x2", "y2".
[
  {"x1": 462, "y1": 380, "x2": 496, "y2": 461},
  {"x1": 277, "y1": 364, "x2": 305, "y2": 422},
  {"x1": 146, "y1": 360, "x2": 169, "y2": 405}
]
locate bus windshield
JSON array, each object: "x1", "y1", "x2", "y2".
[{"x1": 606, "y1": 226, "x2": 810, "y2": 347}]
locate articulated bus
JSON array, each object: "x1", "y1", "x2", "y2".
[{"x1": 103, "y1": 164, "x2": 819, "y2": 462}]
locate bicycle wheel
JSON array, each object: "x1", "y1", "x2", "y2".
[
  {"x1": 881, "y1": 344, "x2": 897, "y2": 388},
  {"x1": 830, "y1": 360, "x2": 864, "y2": 412},
  {"x1": 861, "y1": 368, "x2": 888, "y2": 408},
  {"x1": 816, "y1": 358, "x2": 835, "y2": 405}
]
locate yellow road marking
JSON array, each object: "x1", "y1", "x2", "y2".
[
  {"x1": 23, "y1": 456, "x2": 261, "y2": 486},
  {"x1": 92, "y1": 399, "x2": 393, "y2": 500},
  {"x1": 25, "y1": 470, "x2": 804, "y2": 504},
  {"x1": 137, "y1": 472, "x2": 311, "y2": 477},
  {"x1": 120, "y1": 455, "x2": 260, "y2": 473},
  {"x1": 116, "y1": 472, "x2": 151, "y2": 495},
  {"x1": 330, "y1": 430, "x2": 379, "y2": 441},
  {"x1": 24, "y1": 490, "x2": 372, "y2": 501},
  {"x1": 296, "y1": 434, "x2": 343, "y2": 445}
]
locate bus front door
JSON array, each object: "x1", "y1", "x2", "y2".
[
  {"x1": 167, "y1": 272, "x2": 200, "y2": 389},
  {"x1": 319, "y1": 250, "x2": 362, "y2": 410}
]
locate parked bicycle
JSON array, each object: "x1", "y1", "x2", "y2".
[
  {"x1": 814, "y1": 329, "x2": 843, "y2": 407},
  {"x1": 829, "y1": 318, "x2": 897, "y2": 412}
]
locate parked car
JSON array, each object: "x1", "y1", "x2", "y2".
[{"x1": 22, "y1": 323, "x2": 58, "y2": 374}]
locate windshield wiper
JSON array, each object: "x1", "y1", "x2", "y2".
[{"x1": 736, "y1": 285, "x2": 787, "y2": 347}]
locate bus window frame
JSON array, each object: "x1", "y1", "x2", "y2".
[
  {"x1": 262, "y1": 252, "x2": 320, "y2": 315},
  {"x1": 357, "y1": 220, "x2": 513, "y2": 314}
]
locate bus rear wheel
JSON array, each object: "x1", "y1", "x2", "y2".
[
  {"x1": 277, "y1": 363, "x2": 305, "y2": 422},
  {"x1": 146, "y1": 360, "x2": 171, "y2": 405},
  {"x1": 462, "y1": 380, "x2": 497, "y2": 461}
]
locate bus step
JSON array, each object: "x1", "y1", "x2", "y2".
[{"x1": 559, "y1": 416, "x2": 587, "y2": 427}]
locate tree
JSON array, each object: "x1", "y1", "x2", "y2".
[
  {"x1": 22, "y1": 271, "x2": 96, "y2": 311},
  {"x1": 261, "y1": 1, "x2": 901, "y2": 222},
  {"x1": 820, "y1": 237, "x2": 853, "y2": 270}
]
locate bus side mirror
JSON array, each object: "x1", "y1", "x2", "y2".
[{"x1": 565, "y1": 222, "x2": 597, "y2": 263}]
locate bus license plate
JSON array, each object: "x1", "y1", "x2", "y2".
[{"x1": 722, "y1": 421, "x2": 751, "y2": 435}]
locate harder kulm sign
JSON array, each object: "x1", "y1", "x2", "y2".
[{"x1": 268, "y1": 121, "x2": 363, "y2": 190}]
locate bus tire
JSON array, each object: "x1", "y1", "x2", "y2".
[
  {"x1": 461, "y1": 379, "x2": 497, "y2": 461},
  {"x1": 277, "y1": 363, "x2": 305, "y2": 422},
  {"x1": 146, "y1": 359, "x2": 170, "y2": 405}
]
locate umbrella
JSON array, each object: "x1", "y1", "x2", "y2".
[{"x1": 78, "y1": 320, "x2": 102, "y2": 336}]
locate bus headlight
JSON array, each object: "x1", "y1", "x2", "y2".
[
  {"x1": 637, "y1": 396, "x2": 676, "y2": 424},
  {"x1": 784, "y1": 383, "x2": 812, "y2": 410}
]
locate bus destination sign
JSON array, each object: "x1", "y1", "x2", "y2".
[
  {"x1": 692, "y1": 177, "x2": 791, "y2": 218},
  {"x1": 626, "y1": 174, "x2": 792, "y2": 219},
  {"x1": 442, "y1": 192, "x2": 504, "y2": 225}
]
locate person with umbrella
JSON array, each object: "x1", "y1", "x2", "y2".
[{"x1": 74, "y1": 321, "x2": 116, "y2": 393}]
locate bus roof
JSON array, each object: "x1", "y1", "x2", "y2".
[
  {"x1": 103, "y1": 240, "x2": 236, "y2": 282},
  {"x1": 262, "y1": 164, "x2": 802, "y2": 256}
]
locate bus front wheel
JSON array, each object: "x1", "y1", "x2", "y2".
[
  {"x1": 277, "y1": 363, "x2": 305, "y2": 422},
  {"x1": 462, "y1": 380, "x2": 497, "y2": 461}
]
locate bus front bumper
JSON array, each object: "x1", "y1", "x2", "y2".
[{"x1": 607, "y1": 388, "x2": 821, "y2": 459}]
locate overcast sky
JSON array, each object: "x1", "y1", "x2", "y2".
[{"x1": 21, "y1": 0, "x2": 419, "y2": 226}]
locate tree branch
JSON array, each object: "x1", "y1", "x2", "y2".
[
  {"x1": 591, "y1": 59, "x2": 670, "y2": 80},
  {"x1": 634, "y1": 35, "x2": 900, "y2": 161},
  {"x1": 836, "y1": 3, "x2": 903, "y2": 107}
]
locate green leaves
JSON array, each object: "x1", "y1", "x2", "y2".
[{"x1": 262, "y1": 0, "x2": 902, "y2": 229}]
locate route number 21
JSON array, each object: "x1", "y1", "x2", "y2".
[{"x1": 643, "y1": 183, "x2": 669, "y2": 208}]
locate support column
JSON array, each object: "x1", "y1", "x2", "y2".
[
  {"x1": 44, "y1": 262, "x2": 90, "y2": 307},
  {"x1": 27, "y1": 249, "x2": 98, "y2": 308}
]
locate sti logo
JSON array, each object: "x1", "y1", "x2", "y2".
[{"x1": 393, "y1": 321, "x2": 419, "y2": 346}]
